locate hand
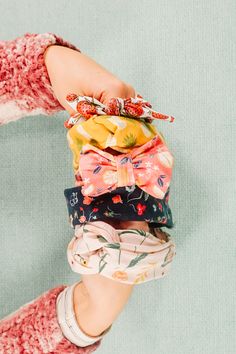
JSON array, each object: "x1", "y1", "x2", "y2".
[{"x1": 44, "y1": 45, "x2": 136, "y2": 115}]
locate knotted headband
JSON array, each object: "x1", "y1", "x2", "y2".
[
  {"x1": 64, "y1": 94, "x2": 175, "y2": 128},
  {"x1": 76, "y1": 135, "x2": 174, "y2": 199},
  {"x1": 67, "y1": 221, "x2": 176, "y2": 285},
  {"x1": 64, "y1": 185, "x2": 175, "y2": 229}
]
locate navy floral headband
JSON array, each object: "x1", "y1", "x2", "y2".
[{"x1": 64, "y1": 185, "x2": 175, "y2": 230}]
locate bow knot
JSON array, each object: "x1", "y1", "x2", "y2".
[
  {"x1": 77, "y1": 135, "x2": 174, "y2": 199},
  {"x1": 115, "y1": 154, "x2": 135, "y2": 187}
]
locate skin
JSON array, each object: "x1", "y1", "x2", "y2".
[
  {"x1": 44, "y1": 45, "x2": 164, "y2": 338},
  {"x1": 43, "y1": 45, "x2": 136, "y2": 113},
  {"x1": 73, "y1": 223, "x2": 167, "y2": 337}
]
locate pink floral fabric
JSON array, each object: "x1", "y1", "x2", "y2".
[
  {"x1": 67, "y1": 221, "x2": 176, "y2": 285},
  {"x1": 75, "y1": 135, "x2": 174, "y2": 199}
]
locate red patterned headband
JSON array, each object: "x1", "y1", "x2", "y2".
[{"x1": 64, "y1": 93, "x2": 175, "y2": 129}]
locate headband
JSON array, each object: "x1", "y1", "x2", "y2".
[
  {"x1": 64, "y1": 94, "x2": 175, "y2": 128},
  {"x1": 76, "y1": 135, "x2": 174, "y2": 199},
  {"x1": 67, "y1": 221, "x2": 176, "y2": 285},
  {"x1": 64, "y1": 185, "x2": 175, "y2": 229}
]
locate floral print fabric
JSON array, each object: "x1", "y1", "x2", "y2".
[
  {"x1": 63, "y1": 94, "x2": 176, "y2": 284},
  {"x1": 66, "y1": 113, "x2": 158, "y2": 174},
  {"x1": 64, "y1": 94, "x2": 175, "y2": 175},
  {"x1": 67, "y1": 221, "x2": 176, "y2": 285},
  {"x1": 77, "y1": 135, "x2": 174, "y2": 199},
  {"x1": 64, "y1": 185, "x2": 175, "y2": 229}
]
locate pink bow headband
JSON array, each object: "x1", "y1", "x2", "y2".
[
  {"x1": 75, "y1": 135, "x2": 174, "y2": 199},
  {"x1": 64, "y1": 94, "x2": 175, "y2": 129}
]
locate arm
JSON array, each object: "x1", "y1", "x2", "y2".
[
  {"x1": 43, "y1": 45, "x2": 136, "y2": 115},
  {"x1": 43, "y1": 46, "x2": 139, "y2": 338},
  {"x1": 73, "y1": 273, "x2": 134, "y2": 337}
]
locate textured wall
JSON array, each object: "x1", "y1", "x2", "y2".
[{"x1": 0, "y1": 1, "x2": 235, "y2": 353}]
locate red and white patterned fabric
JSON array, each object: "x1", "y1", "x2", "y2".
[{"x1": 64, "y1": 94, "x2": 175, "y2": 129}]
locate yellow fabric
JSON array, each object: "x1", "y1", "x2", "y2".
[{"x1": 67, "y1": 115, "x2": 167, "y2": 174}]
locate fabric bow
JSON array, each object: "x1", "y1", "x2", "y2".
[
  {"x1": 76, "y1": 135, "x2": 174, "y2": 199},
  {"x1": 67, "y1": 221, "x2": 176, "y2": 285},
  {"x1": 64, "y1": 94, "x2": 175, "y2": 129}
]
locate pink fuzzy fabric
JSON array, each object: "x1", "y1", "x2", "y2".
[
  {"x1": 0, "y1": 285, "x2": 101, "y2": 353},
  {"x1": 0, "y1": 32, "x2": 81, "y2": 126}
]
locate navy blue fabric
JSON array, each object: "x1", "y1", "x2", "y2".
[{"x1": 64, "y1": 185, "x2": 175, "y2": 229}]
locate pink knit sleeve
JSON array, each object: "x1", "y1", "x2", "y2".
[{"x1": 0, "y1": 32, "x2": 81, "y2": 126}]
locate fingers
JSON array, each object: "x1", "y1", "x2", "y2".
[{"x1": 97, "y1": 81, "x2": 136, "y2": 105}]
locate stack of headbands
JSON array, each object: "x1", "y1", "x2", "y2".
[{"x1": 63, "y1": 93, "x2": 176, "y2": 285}]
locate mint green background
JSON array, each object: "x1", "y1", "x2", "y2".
[{"x1": 0, "y1": 1, "x2": 235, "y2": 353}]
